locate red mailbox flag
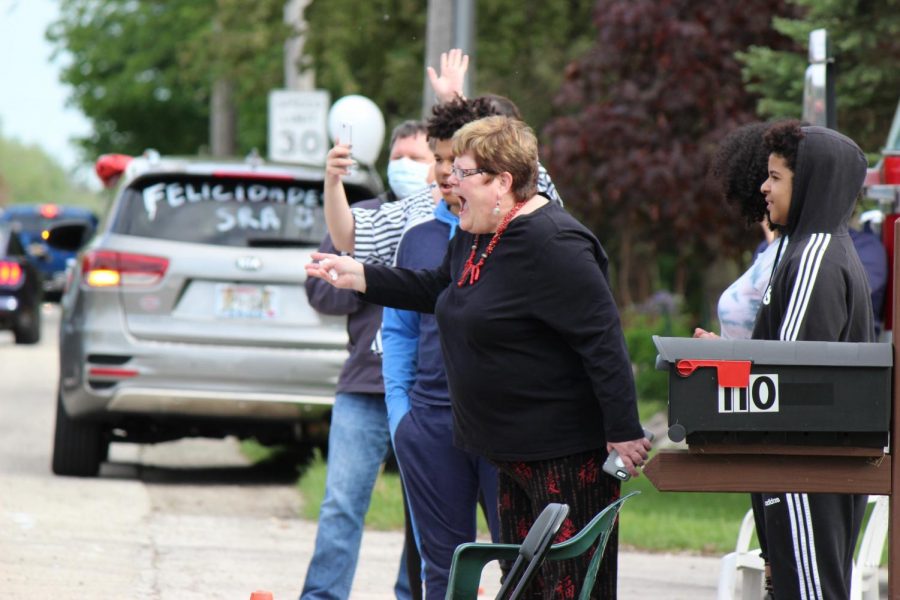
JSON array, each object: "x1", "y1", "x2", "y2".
[{"x1": 675, "y1": 359, "x2": 752, "y2": 388}]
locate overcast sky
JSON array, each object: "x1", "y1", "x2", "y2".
[{"x1": 0, "y1": 0, "x2": 91, "y2": 171}]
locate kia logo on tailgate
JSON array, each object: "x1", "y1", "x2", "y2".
[{"x1": 235, "y1": 256, "x2": 262, "y2": 271}]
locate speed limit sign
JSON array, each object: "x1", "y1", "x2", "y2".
[{"x1": 268, "y1": 90, "x2": 330, "y2": 165}]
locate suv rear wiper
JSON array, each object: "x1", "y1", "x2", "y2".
[{"x1": 246, "y1": 237, "x2": 318, "y2": 248}]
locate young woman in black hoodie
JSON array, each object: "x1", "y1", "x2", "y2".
[{"x1": 753, "y1": 120, "x2": 872, "y2": 599}]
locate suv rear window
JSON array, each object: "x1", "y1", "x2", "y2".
[{"x1": 111, "y1": 174, "x2": 330, "y2": 247}]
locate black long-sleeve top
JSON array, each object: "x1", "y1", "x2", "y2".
[{"x1": 362, "y1": 202, "x2": 642, "y2": 461}]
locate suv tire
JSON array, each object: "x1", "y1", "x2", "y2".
[
  {"x1": 52, "y1": 390, "x2": 108, "y2": 477},
  {"x1": 13, "y1": 305, "x2": 41, "y2": 345}
]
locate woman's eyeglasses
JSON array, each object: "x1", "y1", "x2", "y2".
[{"x1": 450, "y1": 165, "x2": 489, "y2": 180}]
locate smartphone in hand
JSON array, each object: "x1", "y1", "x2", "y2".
[
  {"x1": 339, "y1": 122, "x2": 356, "y2": 173},
  {"x1": 602, "y1": 428, "x2": 654, "y2": 481}
]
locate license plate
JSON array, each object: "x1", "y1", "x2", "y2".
[{"x1": 215, "y1": 284, "x2": 278, "y2": 319}]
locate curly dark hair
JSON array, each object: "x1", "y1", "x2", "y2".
[
  {"x1": 709, "y1": 122, "x2": 771, "y2": 226},
  {"x1": 478, "y1": 93, "x2": 522, "y2": 120},
  {"x1": 426, "y1": 96, "x2": 499, "y2": 142},
  {"x1": 763, "y1": 119, "x2": 804, "y2": 174}
]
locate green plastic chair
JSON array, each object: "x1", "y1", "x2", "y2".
[
  {"x1": 494, "y1": 502, "x2": 570, "y2": 600},
  {"x1": 444, "y1": 491, "x2": 640, "y2": 600}
]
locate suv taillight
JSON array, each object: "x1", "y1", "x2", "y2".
[
  {"x1": 0, "y1": 261, "x2": 23, "y2": 288},
  {"x1": 884, "y1": 155, "x2": 900, "y2": 186},
  {"x1": 81, "y1": 250, "x2": 169, "y2": 287}
]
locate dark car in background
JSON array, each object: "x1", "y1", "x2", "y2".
[
  {"x1": 0, "y1": 204, "x2": 99, "y2": 301},
  {"x1": 47, "y1": 152, "x2": 382, "y2": 476},
  {"x1": 0, "y1": 223, "x2": 42, "y2": 344}
]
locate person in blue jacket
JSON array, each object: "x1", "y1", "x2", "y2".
[{"x1": 381, "y1": 97, "x2": 503, "y2": 600}]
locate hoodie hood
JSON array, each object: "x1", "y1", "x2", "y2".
[{"x1": 785, "y1": 126, "x2": 866, "y2": 237}]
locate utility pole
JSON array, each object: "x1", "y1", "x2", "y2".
[
  {"x1": 210, "y1": 10, "x2": 237, "y2": 157},
  {"x1": 210, "y1": 78, "x2": 237, "y2": 157},
  {"x1": 422, "y1": 0, "x2": 475, "y2": 117},
  {"x1": 284, "y1": 0, "x2": 315, "y2": 91}
]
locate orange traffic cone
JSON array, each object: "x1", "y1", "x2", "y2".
[{"x1": 250, "y1": 591, "x2": 274, "y2": 600}]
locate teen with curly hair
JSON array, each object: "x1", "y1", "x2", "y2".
[{"x1": 752, "y1": 120, "x2": 872, "y2": 600}]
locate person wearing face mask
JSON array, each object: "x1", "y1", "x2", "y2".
[
  {"x1": 387, "y1": 152, "x2": 433, "y2": 200},
  {"x1": 299, "y1": 120, "x2": 433, "y2": 600}
]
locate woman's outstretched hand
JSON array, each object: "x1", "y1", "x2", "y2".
[
  {"x1": 606, "y1": 436, "x2": 652, "y2": 478},
  {"x1": 305, "y1": 252, "x2": 367, "y2": 293}
]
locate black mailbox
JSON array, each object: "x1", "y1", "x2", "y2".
[{"x1": 653, "y1": 336, "x2": 892, "y2": 449}]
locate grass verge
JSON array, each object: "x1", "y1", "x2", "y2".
[
  {"x1": 247, "y1": 441, "x2": 886, "y2": 564},
  {"x1": 297, "y1": 450, "x2": 408, "y2": 530},
  {"x1": 283, "y1": 446, "x2": 751, "y2": 554}
]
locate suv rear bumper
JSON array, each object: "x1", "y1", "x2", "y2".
[
  {"x1": 61, "y1": 328, "x2": 346, "y2": 424},
  {"x1": 106, "y1": 387, "x2": 333, "y2": 419}
]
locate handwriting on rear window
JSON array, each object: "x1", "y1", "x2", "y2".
[
  {"x1": 214, "y1": 206, "x2": 315, "y2": 232},
  {"x1": 142, "y1": 182, "x2": 319, "y2": 221}
]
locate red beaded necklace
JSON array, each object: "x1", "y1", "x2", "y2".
[{"x1": 457, "y1": 200, "x2": 526, "y2": 287}]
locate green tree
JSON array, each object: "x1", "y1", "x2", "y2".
[
  {"x1": 47, "y1": 0, "x2": 286, "y2": 159},
  {"x1": 740, "y1": 0, "x2": 900, "y2": 153},
  {"x1": 301, "y1": 0, "x2": 596, "y2": 145},
  {"x1": 0, "y1": 126, "x2": 102, "y2": 211},
  {"x1": 301, "y1": 0, "x2": 428, "y2": 138},
  {"x1": 474, "y1": 1, "x2": 595, "y2": 131},
  {"x1": 50, "y1": 1, "x2": 597, "y2": 167},
  {"x1": 543, "y1": 0, "x2": 794, "y2": 308}
]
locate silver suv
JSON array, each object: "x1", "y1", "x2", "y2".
[{"x1": 50, "y1": 152, "x2": 382, "y2": 476}]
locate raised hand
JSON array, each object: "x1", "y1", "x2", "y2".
[
  {"x1": 426, "y1": 48, "x2": 469, "y2": 103},
  {"x1": 325, "y1": 143, "x2": 355, "y2": 183}
]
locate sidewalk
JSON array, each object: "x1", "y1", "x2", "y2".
[{"x1": 346, "y1": 527, "x2": 888, "y2": 599}]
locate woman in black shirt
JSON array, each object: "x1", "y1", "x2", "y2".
[{"x1": 307, "y1": 115, "x2": 648, "y2": 599}]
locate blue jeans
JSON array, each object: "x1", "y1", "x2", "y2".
[{"x1": 300, "y1": 392, "x2": 412, "y2": 600}]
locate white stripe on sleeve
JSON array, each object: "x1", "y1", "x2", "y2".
[{"x1": 780, "y1": 233, "x2": 830, "y2": 341}]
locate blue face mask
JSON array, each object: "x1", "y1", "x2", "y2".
[{"x1": 387, "y1": 158, "x2": 431, "y2": 198}]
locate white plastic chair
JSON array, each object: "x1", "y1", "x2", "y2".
[
  {"x1": 716, "y1": 508, "x2": 764, "y2": 600},
  {"x1": 717, "y1": 496, "x2": 888, "y2": 600},
  {"x1": 851, "y1": 495, "x2": 889, "y2": 600}
]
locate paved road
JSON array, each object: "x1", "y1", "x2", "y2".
[{"x1": 0, "y1": 304, "x2": 771, "y2": 599}]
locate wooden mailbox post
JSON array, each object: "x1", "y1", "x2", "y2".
[{"x1": 644, "y1": 222, "x2": 900, "y2": 598}]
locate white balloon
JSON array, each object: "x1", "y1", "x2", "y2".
[{"x1": 327, "y1": 95, "x2": 386, "y2": 166}]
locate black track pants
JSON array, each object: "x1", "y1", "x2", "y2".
[{"x1": 752, "y1": 492, "x2": 867, "y2": 600}]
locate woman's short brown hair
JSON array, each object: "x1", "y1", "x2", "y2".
[{"x1": 451, "y1": 116, "x2": 538, "y2": 201}]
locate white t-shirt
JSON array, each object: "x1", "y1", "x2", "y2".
[{"x1": 718, "y1": 241, "x2": 780, "y2": 340}]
